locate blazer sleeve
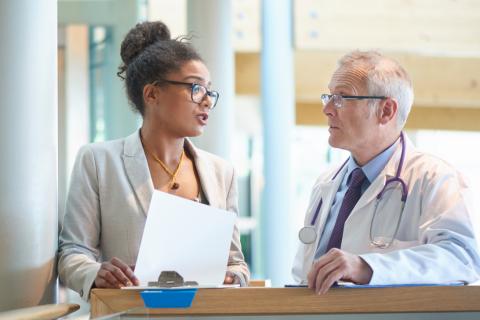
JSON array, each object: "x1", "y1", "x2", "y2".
[
  {"x1": 58, "y1": 145, "x2": 102, "y2": 300},
  {"x1": 225, "y1": 167, "x2": 251, "y2": 286}
]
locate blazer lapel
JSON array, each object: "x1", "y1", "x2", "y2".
[
  {"x1": 184, "y1": 139, "x2": 219, "y2": 208},
  {"x1": 122, "y1": 130, "x2": 154, "y2": 216}
]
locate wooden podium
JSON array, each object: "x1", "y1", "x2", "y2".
[{"x1": 91, "y1": 286, "x2": 480, "y2": 318}]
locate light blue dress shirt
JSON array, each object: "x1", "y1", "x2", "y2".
[{"x1": 314, "y1": 140, "x2": 399, "y2": 259}]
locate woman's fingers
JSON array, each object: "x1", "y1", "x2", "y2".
[
  {"x1": 110, "y1": 257, "x2": 139, "y2": 286},
  {"x1": 224, "y1": 271, "x2": 239, "y2": 284},
  {"x1": 96, "y1": 267, "x2": 121, "y2": 288},
  {"x1": 95, "y1": 258, "x2": 139, "y2": 288}
]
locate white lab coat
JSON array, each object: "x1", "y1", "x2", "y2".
[{"x1": 292, "y1": 135, "x2": 480, "y2": 285}]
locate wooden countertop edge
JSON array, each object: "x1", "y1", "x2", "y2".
[{"x1": 91, "y1": 286, "x2": 480, "y2": 317}]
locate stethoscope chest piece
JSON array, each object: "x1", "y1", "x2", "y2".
[{"x1": 299, "y1": 226, "x2": 317, "y2": 244}]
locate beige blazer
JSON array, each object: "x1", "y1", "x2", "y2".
[{"x1": 58, "y1": 130, "x2": 250, "y2": 300}]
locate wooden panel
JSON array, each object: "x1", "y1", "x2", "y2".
[
  {"x1": 297, "y1": 102, "x2": 480, "y2": 132},
  {"x1": 294, "y1": 51, "x2": 338, "y2": 103},
  {"x1": 232, "y1": 0, "x2": 261, "y2": 52},
  {"x1": 237, "y1": 51, "x2": 480, "y2": 108},
  {"x1": 235, "y1": 52, "x2": 260, "y2": 94},
  {"x1": 91, "y1": 290, "x2": 115, "y2": 317},
  {"x1": 248, "y1": 279, "x2": 267, "y2": 287},
  {"x1": 301, "y1": 51, "x2": 480, "y2": 108},
  {"x1": 0, "y1": 303, "x2": 79, "y2": 320},
  {"x1": 236, "y1": 51, "x2": 480, "y2": 130},
  {"x1": 294, "y1": 0, "x2": 480, "y2": 56},
  {"x1": 91, "y1": 286, "x2": 480, "y2": 318},
  {"x1": 407, "y1": 106, "x2": 480, "y2": 131}
]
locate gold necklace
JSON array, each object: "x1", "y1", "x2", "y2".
[{"x1": 145, "y1": 148, "x2": 185, "y2": 190}]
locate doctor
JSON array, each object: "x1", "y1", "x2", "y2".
[{"x1": 292, "y1": 50, "x2": 480, "y2": 294}]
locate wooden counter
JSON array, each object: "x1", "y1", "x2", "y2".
[{"x1": 91, "y1": 286, "x2": 480, "y2": 318}]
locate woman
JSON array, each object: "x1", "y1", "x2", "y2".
[{"x1": 58, "y1": 21, "x2": 250, "y2": 300}]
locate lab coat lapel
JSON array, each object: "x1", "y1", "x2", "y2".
[
  {"x1": 314, "y1": 171, "x2": 346, "y2": 237},
  {"x1": 348, "y1": 135, "x2": 407, "y2": 217},
  {"x1": 123, "y1": 131, "x2": 154, "y2": 217},
  {"x1": 304, "y1": 164, "x2": 348, "y2": 264}
]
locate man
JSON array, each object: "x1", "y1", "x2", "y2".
[{"x1": 292, "y1": 51, "x2": 480, "y2": 294}]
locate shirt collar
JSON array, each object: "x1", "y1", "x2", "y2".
[{"x1": 346, "y1": 137, "x2": 400, "y2": 184}]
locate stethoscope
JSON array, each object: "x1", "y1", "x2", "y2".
[{"x1": 298, "y1": 132, "x2": 408, "y2": 249}]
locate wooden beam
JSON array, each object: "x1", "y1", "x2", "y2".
[
  {"x1": 236, "y1": 51, "x2": 480, "y2": 108},
  {"x1": 236, "y1": 51, "x2": 480, "y2": 130},
  {"x1": 235, "y1": 52, "x2": 260, "y2": 95},
  {"x1": 91, "y1": 287, "x2": 480, "y2": 318},
  {"x1": 407, "y1": 106, "x2": 480, "y2": 131},
  {"x1": 0, "y1": 303, "x2": 80, "y2": 319},
  {"x1": 91, "y1": 290, "x2": 115, "y2": 318},
  {"x1": 297, "y1": 102, "x2": 480, "y2": 132},
  {"x1": 294, "y1": 0, "x2": 480, "y2": 56}
]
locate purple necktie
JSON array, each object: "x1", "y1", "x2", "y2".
[{"x1": 326, "y1": 168, "x2": 366, "y2": 251}]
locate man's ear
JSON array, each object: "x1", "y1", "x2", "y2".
[
  {"x1": 378, "y1": 98, "x2": 398, "y2": 125},
  {"x1": 143, "y1": 83, "x2": 160, "y2": 106}
]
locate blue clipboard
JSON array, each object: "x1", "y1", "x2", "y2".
[{"x1": 140, "y1": 288, "x2": 198, "y2": 308}]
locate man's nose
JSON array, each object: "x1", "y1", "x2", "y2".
[{"x1": 323, "y1": 99, "x2": 336, "y2": 116}]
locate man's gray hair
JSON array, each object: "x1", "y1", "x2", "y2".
[{"x1": 337, "y1": 51, "x2": 414, "y2": 129}]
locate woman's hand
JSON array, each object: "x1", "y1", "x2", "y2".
[
  {"x1": 94, "y1": 257, "x2": 140, "y2": 289},
  {"x1": 223, "y1": 271, "x2": 240, "y2": 285}
]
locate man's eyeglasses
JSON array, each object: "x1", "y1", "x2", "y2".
[
  {"x1": 154, "y1": 79, "x2": 220, "y2": 109},
  {"x1": 321, "y1": 94, "x2": 387, "y2": 109}
]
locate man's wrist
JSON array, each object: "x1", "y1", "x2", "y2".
[{"x1": 357, "y1": 257, "x2": 373, "y2": 284}]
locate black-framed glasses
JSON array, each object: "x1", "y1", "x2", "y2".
[
  {"x1": 321, "y1": 94, "x2": 388, "y2": 108},
  {"x1": 154, "y1": 79, "x2": 220, "y2": 109}
]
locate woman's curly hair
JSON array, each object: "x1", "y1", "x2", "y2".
[{"x1": 118, "y1": 21, "x2": 202, "y2": 116}]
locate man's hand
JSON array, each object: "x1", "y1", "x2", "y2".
[
  {"x1": 223, "y1": 271, "x2": 240, "y2": 285},
  {"x1": 94, "y1": 257, "x2": 140, "y2": 289},
  {"x1": 307, "y1": 248, "x2": 373, "y2": 294}
]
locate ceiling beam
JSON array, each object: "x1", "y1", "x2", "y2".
[
  {"x1": 236, "y1": 51, "x2": 480, "y2": 108},
  {"x1": 236, "y1": 51, "x2": 480, "y2": 130},
  {"x1": 297, "y1": 102, "x2": 480, "y2": 132},
  {"x1": 294, "y1": 0, "x2": 480, "y2": 56}
]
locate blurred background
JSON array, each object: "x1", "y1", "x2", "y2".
[{"x1": 1, "y1": 0, "x2": 480, "y2": 317}]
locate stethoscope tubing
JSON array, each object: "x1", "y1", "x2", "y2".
[{"x1": 299, "y1": 132, "x2": 408, "y2": 246}]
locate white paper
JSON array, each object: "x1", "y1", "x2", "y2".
[
  {"x1": 122, "y1": 284, "x2": 240, "y2": 290},
  {"x1": 134, "y1": 190, "x2": 236, "y2": 286}
]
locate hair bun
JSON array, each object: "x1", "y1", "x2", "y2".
[{"x1": 120, "y1": 21, "x2": 171, "y2": 66}]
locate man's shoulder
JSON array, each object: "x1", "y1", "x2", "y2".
[
  {"x1": 405, "y1": 148, "x2": 466, "y2": 185},
  {"x1": 407, "y1": 148, "x2": 458, "y2": 173}
]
